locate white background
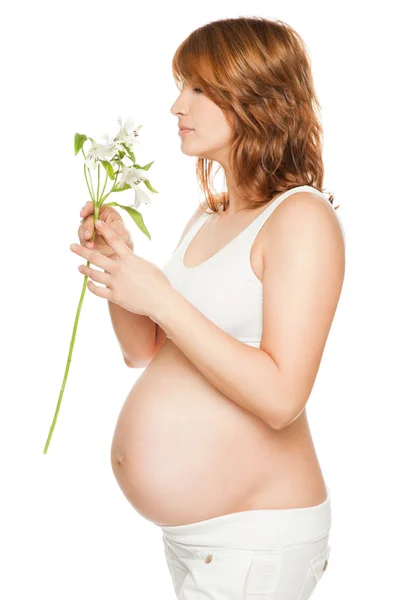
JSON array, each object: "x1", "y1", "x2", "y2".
[{"x1": 1, "y1": 1, "x2": 399, "y2": 598}]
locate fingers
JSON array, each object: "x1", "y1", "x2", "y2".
[
  {"x1": 83, "y1": 218, "x2": 93, "y2": 241},
  {"x1": 78, "y1": 202, "x2": 94, "y2": 246},
  {"x1": 71, "y1": 243, "x2": 116, "y2": 273},
  {"x1": 77, "y1": 223, "x2": 84, "y2": 245},
  {"x1": 77, "y1": 203, "x2": 131, "y2": 253},
  {"x1": 94, "y1": 220, "x2": 130, "y2": 258},
  {"x1": 79, "y1": 204, "x2": 94, "y2": 246},
  {"x1": 77, "y1": 219, "x2": 93, "y2": 247},
  {"x1": 78, "y1": 263, "x2": 112, "y2": 286},
  {"x1": 80, "y1": 201, "x2": 94, "y2": 217}
]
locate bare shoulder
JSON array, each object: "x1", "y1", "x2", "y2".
[{"x1": 261, "y1": 191, "x2": 345, "y2": 264}]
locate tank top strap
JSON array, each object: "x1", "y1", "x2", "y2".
[{"x1": 175, "y1": 209, "x2": 210, "y2": 256}]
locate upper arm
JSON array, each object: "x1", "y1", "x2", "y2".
[
  {"x1": 152, "y1": 205, "x2": 204, "y2": 355},
  {"x1": 259, "y1": 192, "x2": 346, "y2": 427}
]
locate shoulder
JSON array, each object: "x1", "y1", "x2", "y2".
[{"x1": 261, "y1": 190, "x2": 345, "y2": 265}]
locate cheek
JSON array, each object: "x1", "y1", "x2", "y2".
[
  {"x1": 206, "y1": 121, "x2": 232, "y2": 146},
  {"x1": 208, "y1": 107, "x2": 232, "y2": 139},
  {"x1": 194, "y1": 99, "x2": 232, "y2": 144}
]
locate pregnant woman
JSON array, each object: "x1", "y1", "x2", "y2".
[{"x1": 76, "y1": 16, "x2": 345, "y2": 600}]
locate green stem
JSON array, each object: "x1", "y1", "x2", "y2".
[
  {"x1": 43, "y1": 271, "x2": 90, "y2": 454},
  {"x1": 96, "y1": 162, "x2": 100, "y2": 201},
  {"x1": 87, "y1": 164, "x2": 95, "y2": 199},
  {"x1": 43, "y1": 170, "x2": 100, "y2": 454},
  {"x1": 44, "y1": 144, "x2": 129, "y2": 453},
  {"x1": 99, "y1": 172, "x2": 109, "y2": 204},
  {"x1": 83, "y1": 164, "x2": 95, "y2": 202}
]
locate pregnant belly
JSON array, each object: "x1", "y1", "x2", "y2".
[{"x1": 110, "y1": 340, "x2": 279, "y2": 526}]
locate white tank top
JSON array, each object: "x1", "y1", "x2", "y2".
[{"x1": 161, "y1": 185, "x2": 345, "y2": 348}]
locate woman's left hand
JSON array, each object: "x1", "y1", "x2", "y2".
[{"x1": 70, "y1": 219, "x2": 172, "y2": 319}]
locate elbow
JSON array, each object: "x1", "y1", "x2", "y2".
[
  {"x1": 124, "y1": 356, "x2": 135, "y2": 368},
  {"x1": 263, "y1": 402, "x2": 287, "y2": 430},
  {"x1": 270, "y1": 403, "x2": 305, "y2": 430},
  {"x1": 123, "y1": 354, "x2": 153, "y2": 369},
  {"x1": 266, "y1": 387, "x2": 304, "y2": 431},
  {"x1": 269, "y1": 365, "x2": 312, "y2": 429},
  {"x1": 268, "y1": 414, "x2": 287, "y2": 431},
  {"x1": 269, "y1": 412, "x2": 294, "y2": 431},
  {"x1": 270, "y1": 415, "x2": 291, "y2": 431}
]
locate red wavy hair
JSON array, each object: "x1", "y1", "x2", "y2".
[{"x1": 172, "y1": 16, "x2": 339, "y2": 213}]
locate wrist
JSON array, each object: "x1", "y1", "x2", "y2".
[{"x1": 152, "y1": 285, "x2": 180, "y2": 327}]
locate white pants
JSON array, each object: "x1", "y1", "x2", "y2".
[{"x1": 158, "y1": 486, "x2": 332, "y2": 600}]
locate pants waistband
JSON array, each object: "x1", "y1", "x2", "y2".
[{"x1": 159, "y1": 486, "x2": 331, "y2": 549}]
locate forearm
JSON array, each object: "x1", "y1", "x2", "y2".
[
  {"x1": 153, "y1": 288, "x2": 285, "y2": 429},
  {"x1": 107, "y1": 244, "x2": 156, "y2": 367},
  {"x1": 107, "y1": 301, "x2": 156, "y2": 367}
]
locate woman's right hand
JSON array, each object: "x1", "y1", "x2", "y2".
[{"x1": 77, "y1": 201, "x2": 133, "y2": 259}]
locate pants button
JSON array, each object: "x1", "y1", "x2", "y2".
[{"x1": 204, "y1": 554, "x2": 213, "y2": 563}]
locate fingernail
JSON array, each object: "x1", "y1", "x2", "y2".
[{"x1": 96, "y1": 220, "x2": 104, "y2": 227}]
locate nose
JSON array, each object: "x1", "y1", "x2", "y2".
[
  {"x1": 170, "y1": 101, "x2": 183, "y2": 116},
  {"x1": 170, "y1": 92, "x2": 188, "y2": 117}
]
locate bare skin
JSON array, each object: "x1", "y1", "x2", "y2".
[{"x1": 110, "y1": 196, "x2": 329, "y2": 527}]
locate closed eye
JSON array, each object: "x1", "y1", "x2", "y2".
[{"x1": 192, "y1": 87, "x2": 202, "y2": 94}]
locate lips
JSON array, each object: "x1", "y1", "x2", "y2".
[{"x1": 178, "y1": 128, "x2": 195, "y2": 137}]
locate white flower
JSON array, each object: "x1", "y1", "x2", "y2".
[
  {"x1": 116, "y1": 164, "x2": 149, "y2": 187},
  {"x1": 115, "y1": 165, "x2": 152, "y2": 208},
  {"x1": 85, "y1": 116, "x2": 141, "y2": 170},
  {"x1": 114, "y1": 115, "x2": 140, "y2": 147},
  {"x1": 85, "y1": 139, "x2": 118, "y2": 170},
  {"x1": 130, "y1": 184, "x2": 152, "y2": 209}
]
